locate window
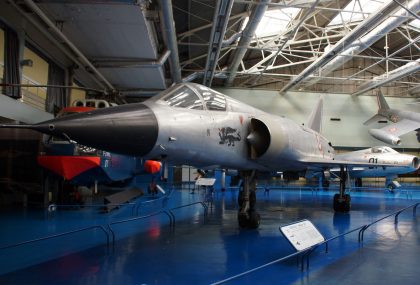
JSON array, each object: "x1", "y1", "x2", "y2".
[
  {"x1": 328, "y1": 0, "x2": 385, "y2": 27},
  {"x1": 22, "y1": 46, "x2": 49, "y2": 100},
  {"x1": 196, "y1": 85, "x2": 226, "y2": 111},
  {"x1": 241, "y1": 8, "x2": 301, "y2": 38},
  {"x1": 163, "y1": 86, "x2": 203, "y2": 110}
]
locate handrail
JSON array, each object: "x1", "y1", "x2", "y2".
[
  {"x1": 358, "y1": 202, "x2": 420, "y2": 242},
  {"x1": 107, "y1": 211, "x2": 173, "y2": 246},
  {"x1": 134, "y1": 195, "x2": 171, "y2": 216},
  {"x1": 0, "y1": 225, "x2": 110, "y2": 251},
  {"x1": 168, "y1": 201, "x2": 209, "y2": 223},
  {"x1": 47, "y1": 203, "x2": 137, "y2": 212},
  {"x1": 212, "y1": 202, "x2": 420, "y2": 284}
]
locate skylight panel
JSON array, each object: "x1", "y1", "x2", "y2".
[
  {"x1": 409, "y1": 19, "x2": 420, "y2": 29},
  {"x1": 241, "y1": 8, "x2": 301, "y2": 38},
  {"x1": 328, "y1": 0, "x2": 385, "y2": 27}
]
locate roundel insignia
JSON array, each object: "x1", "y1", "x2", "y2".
[{"x1": 239, "y1": 115, "x2": 244, "y2": 125}]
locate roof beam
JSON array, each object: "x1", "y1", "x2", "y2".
[
  {"x1": 159, "y1": 0, "x2": 182, "y2": 83},
  {"x1": 279, "y1": 0, "x2": 404, "y2": 93},
  {"x1": 352, "y1": 59, "x2": 420, "y2": 96},
  {"x1": 225, "y1": 0, "x2": 270, "y2": 86},
  {"x1": 301, "y1": 0, "x2": 420, "y2": 89}
]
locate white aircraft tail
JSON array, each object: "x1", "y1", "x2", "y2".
[
  {"x1": 307, "y1": 96, "x2": 323, "y2": 133},
  {"x1": 364, "y1": 90, "x2": 389, "y2": 125}
]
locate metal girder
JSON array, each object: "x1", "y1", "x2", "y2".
[
  {"x1": 92, "y1": 50, "x2": 171, "y2": 68},
  {"x1": 301, "y1": 0, "x2": 420, "y2": 88},
  {"x1": 203, "y1": 0, "x2": 234, "y2": 87},
  {"x1": 353, "y1": 58, "x2": 420, "y2": 96},
  {"x1": 279, "y1": 0, "x2": 403, "y2": 93},
  {"x1": 159, "y1": 0, "x2": 182, "y2": 83},
  {"x1": 225, "y1": 0, "x2": 270, "y2": 86}
]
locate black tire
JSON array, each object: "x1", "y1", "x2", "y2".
[
  {"x1": 248, "y1": 211, "x2": 261, "y2": 229},
  {"x1": 238, "y1": 213, "x2": 248, "y2": 228},
  {"x1": 333, "y1": 193, "x2": 351, "y2": 212}
]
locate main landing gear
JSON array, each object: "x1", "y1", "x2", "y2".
[
  {"x1": 333, "y1": 166, "x2": 351, "y2": 212},
  {"x1": 237, "y1": 171, "x2": 261, "y2": 229}
]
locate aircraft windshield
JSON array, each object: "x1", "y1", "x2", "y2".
[
  {"x1": 196, "y1": 85, "x2": 226, "y2": 111},
  {"x1": 163, "y1": 86, "x2": 203, "y2": 110},
  {"x1": 371, "y1": 146, "x2": 397, "y2": 153}
]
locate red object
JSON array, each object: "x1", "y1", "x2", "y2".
[
  {"x1": 144, "y1": 160, "x2": 161, "y2": 174},
  {"x1": 37, "y1": 155, "x2": 101, "y2": 180},
  {"x1": 57, "y1": 106, "x2": 95, "y2": 116}
]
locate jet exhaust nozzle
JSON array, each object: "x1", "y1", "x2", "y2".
[{"x1": 369, "y1": 129, "x2": 401, "y2": 145}]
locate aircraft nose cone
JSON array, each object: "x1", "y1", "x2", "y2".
[{"x1": 36, "y1": 104, "x2": 158, "y2": 156}]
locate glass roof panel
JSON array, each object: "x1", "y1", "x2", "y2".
[
  {"x1": 328, "y1": 0, "x2": 385, "y2": 27},
  {"x1": 241, "y1": 8, "x2": 301, "y2": 38}
]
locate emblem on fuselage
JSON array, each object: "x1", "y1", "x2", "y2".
[{"x1": 218, "y1": 127, "x2": 241, "y2": 146}]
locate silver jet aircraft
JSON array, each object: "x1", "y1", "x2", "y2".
[
  {"x1": 1, "y1": 83, "x2": 404, "y2": 228},
  {"x1": 364, "y1": 91, "x2": 420, "y2": 145},
  {"x1": 331, "y1": 146, "x2": 419, "y2": 190}
]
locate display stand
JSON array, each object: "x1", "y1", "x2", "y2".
[
  {"x1": 193, "y1": 178, "x2": 216, "y2": 194},
  {"x1": 280, "y1": 219, "x2": 324, "y2": 251}
]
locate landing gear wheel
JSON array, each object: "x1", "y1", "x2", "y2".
[
  {"x1": 248, "y1": 211, "x2": 261, "y2": 229},
  {"x1": 238, "y1": 213, "x2": 249, "y2": 228},
  {"x1": 333, "y1": 194, "x2": 351, "y2": 212}
]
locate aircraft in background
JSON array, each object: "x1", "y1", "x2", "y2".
[
  {"x1": 364, "y1": 90, "x2": 420, "y2": 145},
  {"x1": 331, "y1": 146, "x2": 419, "y2": 191},
  {"x1": 1, "y1": 83, "x2": 406, "y2": 228}
]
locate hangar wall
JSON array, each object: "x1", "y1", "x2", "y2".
[{"x1": 218, "y1": 88, "x2": 419, "y2": 149}]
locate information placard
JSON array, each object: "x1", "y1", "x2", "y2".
[
  {"x1": 195, "y1": 178, "x2": 216, "y2": 186},
  {"x1": 280, "y1": 219, "x2": 325, "y2": 251}
]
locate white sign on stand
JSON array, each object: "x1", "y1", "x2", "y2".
[
  {"x1": 280, "y1": 219, "x2": 325, "y2": 251},
  {"x1": 195, "y1": 178, "x2": 216, "y2": 186}
]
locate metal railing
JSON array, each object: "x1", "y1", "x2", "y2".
[
  {"x1": 212, "y1": 202, "x2": 420, "y2": 284},
  {"x1": 0, "y1": 225, "x2": 110, "y2": 251},
  {"x1": 107, "y1": 211, "x2": 173, "y2": 246}
]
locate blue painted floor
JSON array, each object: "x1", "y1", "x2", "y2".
[{"x1": 0, "y1": 186, "x2": 419, "y2": 285}]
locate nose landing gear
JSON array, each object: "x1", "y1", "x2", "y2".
[{"x1": 237, "y1": 171, "x2": 261, "y2": 228}]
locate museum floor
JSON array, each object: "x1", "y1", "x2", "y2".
[{"x1": 0, "y1": 185, "x2": 419, "y2": 285}]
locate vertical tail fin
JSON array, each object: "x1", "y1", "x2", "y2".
[
  {"x1": 376, "y1": 90, "x2": 390, "y2": 111},
  {"x1": 307, "y1": 96, "x2": 323, "y2": 133},
  {"x1": 364, "y1": 90, "x2": 389, "y2": 125}
]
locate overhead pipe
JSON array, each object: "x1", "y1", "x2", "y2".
[
  {"x1": 159, "y1": 0, "x2": 182, "y2": 83},
  {"x1": 22, "y1": 0, "x2": 115, "y2": 91},
  {"x1": 93, "y1": 49, "x2": 171, "y2": 68},
  {"x1": 302, "y1": 0, "x2": 420, "y2": 88},
  {"x1": 279, "y1": 0, "x2": 403, "y2": 93},
  {"x1": 352, "y1": 59, "x2": 420, "y2": 96},
  {"x1": 225, "y1": 0, "x2": 271, "y2": 86},
  {"x1": 203, "y1": 0, "x2": 234, "y2": 87}
]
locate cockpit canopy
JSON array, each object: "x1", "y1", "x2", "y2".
[
  {"x1": 371, "y1": 146, "x2": 398, "y2": 154},
  {"x1": 159, "y1": 83, "x2": 226, "y2": 111}
]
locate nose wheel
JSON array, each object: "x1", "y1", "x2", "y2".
[{"x1": 237, "y1": 171, "x2": 261, "y2": 228}]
